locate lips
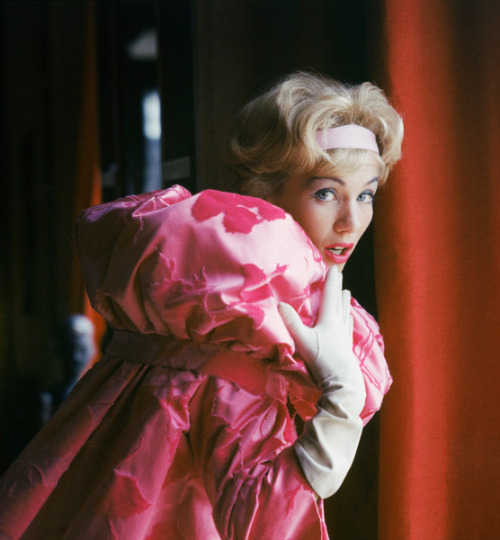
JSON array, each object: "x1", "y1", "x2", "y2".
[{"x1": 324, "y1": 243, "x2": 354, "y2": 264}]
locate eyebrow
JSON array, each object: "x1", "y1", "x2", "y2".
[{"x1": 309, "y1": 176, "x2": 379, "y2": 187}]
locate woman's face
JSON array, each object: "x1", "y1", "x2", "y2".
[{"x1": 269, "y1": 155, "x2": 380, "y2": 271}]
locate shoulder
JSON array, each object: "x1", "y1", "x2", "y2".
[{"x1": 74, "y1": 187, "x2": 326, "y2": 361}]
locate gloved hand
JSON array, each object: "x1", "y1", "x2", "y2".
[
  {"x1": 278, "y1": 266, "x2": 366, "y2": 498},
  {"x1": 278, "y1": 265, "x2": 363, "y2": 390}
]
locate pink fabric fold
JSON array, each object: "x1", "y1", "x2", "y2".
[{"x1": 0, "y1": 186, "x2": 391, "y2": 539}]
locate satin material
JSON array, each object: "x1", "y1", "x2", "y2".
[{"x1": 0, "y1": 187, "x2": 392, "y2": 539}]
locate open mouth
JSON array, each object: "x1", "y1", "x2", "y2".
[
  {"x1": 324, "y1": 243, "x2": 354, "y2": 264},
  {"x1": 327, "y1": 246, "x2": 348, "y2": 256}
]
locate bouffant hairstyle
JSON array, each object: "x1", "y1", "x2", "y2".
[{"x1": 225, "y1": 71, "x2": 404, "y2": 198}]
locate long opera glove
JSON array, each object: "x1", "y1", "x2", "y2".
[{"x1": 278, "y1": 266, "x2": 366, "y2": 498}]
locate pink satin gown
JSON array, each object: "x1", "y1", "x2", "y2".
[{"x1": 0, "y1": 186, "x2": 392, "y2": 539}]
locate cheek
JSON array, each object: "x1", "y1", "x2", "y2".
[
  {"x1": 296, "y1": 209, "x2": 329, "y2": 243},
  {"x1": 279, "y1": 200, "x2": 315, "y2": 232},
  {"x1": 357, "y1": 210, "x2": 374, "y2": 239}
]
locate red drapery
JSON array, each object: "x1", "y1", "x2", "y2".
[{"x1": 376, "y1": 1, "x2": 500, "y2": 538}]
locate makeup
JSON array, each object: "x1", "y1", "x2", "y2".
[{"x1": 324, "y1": 243, "x2": 354, "y2": 265}]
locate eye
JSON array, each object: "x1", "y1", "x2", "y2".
[
  {"x1": 313, "y1": 188, "x2": 337, "y2": 202},
  {"x1": 358, "y1": 190, "x2": 376, "y2": 203}
]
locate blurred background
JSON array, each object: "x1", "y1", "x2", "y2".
[{"x1": 0, "y1": 1, "x2": 498, "y2": 539}]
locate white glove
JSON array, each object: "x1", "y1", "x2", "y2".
[{"x1": 278, "y1": 266, "x2": 366, "y2": 498}]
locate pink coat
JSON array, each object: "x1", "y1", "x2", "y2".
[{"x1": 0, "y1": 187, "x2": 392, "y2": 539}]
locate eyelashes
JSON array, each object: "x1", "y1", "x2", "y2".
[
  {"x1": 358, "y1": 190, "x2": 376, "y2": 203},
  {"x1": 313, "y1": 188, "x2": 337, "y2": 202},
  {"x1": 313, "y1": 188, "x2": 377, "y2": 204}
]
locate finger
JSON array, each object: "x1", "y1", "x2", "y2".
[
  {"x1": 278, "y1": 302, "x2": 310, "y2": 344},
  {"x1": 349, "y1": 314, "x2": 354, "y2": 348},
  {"x1": 317, "y1": 266, "x2": 342, "y2": 325},
  {"x1": 342, "y1": 289, "x2": 351, "y2": 323}
]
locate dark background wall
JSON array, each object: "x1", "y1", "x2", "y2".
[{"x1": 0, "y1": 1, "x2": 387, "y2": 537}]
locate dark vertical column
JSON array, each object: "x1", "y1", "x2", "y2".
[
  {"x1": 156, "y1": 0, "x2": 196, "y2": 193},
  {"x1": 96, "y1": 1, "x2": 160, "y2": 198}
]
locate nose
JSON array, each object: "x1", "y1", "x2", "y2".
[{"x1": 333, "y1": 201, "x2": 361, "y2": 233}]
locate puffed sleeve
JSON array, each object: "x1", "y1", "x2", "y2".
[{"x1": 188, "y1": 376, "x2": 329, "y2": 540}]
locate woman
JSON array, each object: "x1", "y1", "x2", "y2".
[{"x1": 0, "y1": 72, "x2": 402, "y2": 539}]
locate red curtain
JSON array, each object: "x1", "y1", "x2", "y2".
[{"x1": 375, "y1": 1, "x2": 500, "y2": 538}]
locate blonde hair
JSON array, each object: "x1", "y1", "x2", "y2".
[{"x1": 225, "y1": 71, "x2": 404, "y2": 198}]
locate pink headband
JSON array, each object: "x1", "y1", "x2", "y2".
[{"x1": 316, "y1": 124, "x2": 379, "y2": 154}]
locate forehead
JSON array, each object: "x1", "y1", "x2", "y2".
[{"x1": 313, "y1": 149, "x2": 382, "y2": 179}]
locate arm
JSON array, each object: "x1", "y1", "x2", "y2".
[{"x1": 279, "y1": 266, "x2": 366, "y2": 498}]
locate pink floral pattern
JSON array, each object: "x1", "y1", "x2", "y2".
[
  {"x1": 191, "y1": 189, "x2": 286, "y2": 233},
  {"x1": 0, "y1": 186, "x2": 391, "y2": 539}
]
